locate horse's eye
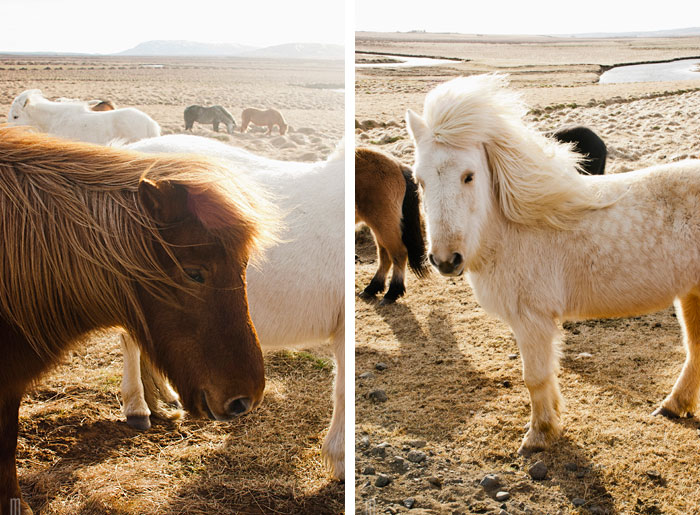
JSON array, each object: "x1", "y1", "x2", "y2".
[
  {"x1": 12, "y1": 115, "x2": 18, "y2": 119},
  {"x1": 463, "y1": 172, "x2": 474, "y2": 184},
  {"x1": 184, "y1": 268, "x2": 205, "y2": 284}
]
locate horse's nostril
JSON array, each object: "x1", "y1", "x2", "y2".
[
  {"x1": 452, "y1": 253, "x2": 463, "y2": 266},
  {"x1": 429, "y1": 253, "x2": 437, "y2": 267},
  {"x1": 226, "y1": 397, "x2": 251, "y2": 417}
]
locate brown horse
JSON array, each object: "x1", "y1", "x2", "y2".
[
  {"x1": 356, "y1": 147, "x2": 429, "y2": 304},
  {"x1": 240, "y1": 107, "x2": 288, "y2": 136},
  {"x1": 0, "y1": 127, "x2": 278, "y2": 514}
]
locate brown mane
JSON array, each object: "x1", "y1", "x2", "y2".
[{"x1": 0, "y1": 126, "x2": 278, "y2": 358}]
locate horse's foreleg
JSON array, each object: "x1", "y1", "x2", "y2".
[
  {"x1": 360, "y1": 245, "x2": 391, "y2": 299},
  {"x1": 140, "y1": 358, "x2": 184, "y2": 422},
  {"x1": 213, "y1": 121, "x2": 219, "y2": 132},
  {"x1": 120, "y1": 333, "x2": 151, "y2": 430},
  {"x1": 655, "y1": 293, "x2": 700, "y2": 418},
  {"x1": 511, "y1": 316, "x2": 562, "y2": 454},
  {"x1": 0, "y1": 393, "x2": 32, "y2": 514},
  {"x1": 321, "y1": 324, "x2": 345, "y2": 480}
]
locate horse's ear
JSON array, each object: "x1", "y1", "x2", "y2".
[
  {"x1": 406, "y1": 109, "x2": 429, "y2": 143},
  {"x1": 138, "y1": 179, "x2": 189, "y2": 224}
]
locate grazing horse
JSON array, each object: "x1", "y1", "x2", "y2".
[
  {"x1": 240, "y1": 107, "x2": 288, "y2": 136},
  {"x1": 356, "y1": 147, "x2": 429, "y2": 304},
  {"x1": 0, "y1": 127, "x2": 277, "y2": 514},
  {"x1": 406, "y1": 73, "x2": 700, "y2": 454},
  {"x1": 8, "y1": 89, "x2": 160, "y2": 144},
  {"x1": 184, "y1": 105, "x2": 237, "y2": 135},
  {"x1": 553, "y1": 125, "x2": 607, "y2": 175},
  {"x1": 126, "y1": 135, "x2": 345, "y2": 479}
]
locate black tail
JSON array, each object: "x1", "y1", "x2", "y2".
[{"x1": 400, "y1": 166, "x2": 429, "y2": 278}]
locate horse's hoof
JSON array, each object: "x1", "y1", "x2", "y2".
[
  {"x1": 652, "y1": 406, "x2": 680, "y2": 419},
  {"x1": 379, "y1": 297, "x2": 396, "y2": 306},
  {"x1": 166, "y1": 399, "x2": 183, "y2": 410},
  {"x1": 517, "y1": 442, "x2": 546, "y2": 456},
  {"x1": 358, "y1": 290, "x2": 377, "y2": 300},
  {"x1": 126, "y1": 415, "x2": 152, "y2": 430}
]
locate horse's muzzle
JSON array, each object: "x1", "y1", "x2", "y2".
[{"x1": 429, "y1": 252, "x2": 464, "y2": 277}]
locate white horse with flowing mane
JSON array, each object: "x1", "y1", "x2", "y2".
[
  {"x1": 407, "y1": 73, "x2": 700, "y2": 454},
  {"x1": 125, "y1": 135, "x2": 345, "y2": 479},
  {"x1": 8, "y1": 89, "x2": 160, "y2": 144}
]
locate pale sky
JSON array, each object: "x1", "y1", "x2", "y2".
[
  {"x1": 356, "y1": 0, "x2": 700, "y2": 35},
  {"x1": 0, "y1": 0, "x2": 345, "y2": 54}
]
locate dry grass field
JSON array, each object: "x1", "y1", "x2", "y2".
[
  {"x1": 1, "y1": 55, "x2": 343, "y2": 514},
  {"x1": 355, "y1": 33, "x2": 700, "y2": 515}
]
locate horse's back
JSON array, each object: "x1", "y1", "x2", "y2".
[
  {"x1": 492, "y1": 160, "x2": 700, "y2": 321},
  {"x1": 110, "y1": 107, "x2": 161, "y2": 141}
]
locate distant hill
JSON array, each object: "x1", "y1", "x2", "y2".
[
  {"x1": 115, "y1": 40, "x2": 343, "y2": 59},
  {"x1": 563, "y1": 27, "x2": 700, "y2": 39},
  {"x1": 117, "y1": 40, "x2": 257, "y2": 56}
]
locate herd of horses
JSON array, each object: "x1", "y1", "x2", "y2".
[
  {"x1": 1, "y1": 90, "x2": 337, "y2": 513},
  {"x1": 5, "y1": 71, "x2": 699, "y2": 511},
  {"x1": 7, "y1": 89, "x2": 288, "y2": 149}
]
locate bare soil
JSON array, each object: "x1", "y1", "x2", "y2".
[
  {"x1": 1, "y1": 55, "x2": 343, "y2": 514},
  {"x1": 355, "y1": 33, "x2": 700, "y2": 515}
]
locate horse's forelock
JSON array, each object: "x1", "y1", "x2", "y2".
[
  {"x1": 423, "y1": 74, "x2": 524, "y2": 149},
  {"x1": 421, "y1": 74, "x2": 615, "y2": 229}
]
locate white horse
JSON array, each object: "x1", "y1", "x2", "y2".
[
  {"x1": 8, "y1": 89, "x2": 160, "y2": 144},
  {"x1": 406, "y1": 73, "x2": 700, "y2": 454},
  {"x1": 125, "y1": 135, "x2": 345, "y2": 479}
]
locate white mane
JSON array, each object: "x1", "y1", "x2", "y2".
[{"x1": 422, "y1": 74, "x2": 614, "y2": 229}]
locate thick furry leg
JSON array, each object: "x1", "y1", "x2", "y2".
[
  {"x1": 0, "y1": 394, "x2": 32, "y2": 514},
  {"x1": 140, "y1": 356, "x2": 184, "y2": 422},
  {"x1": 321, "y1": 325, "x2": 345, "y2": 480},
  {"x1": 656, "y1": 294, "x2": 700, "y2": 417},
  {"x1": 510, "y1": 317, "x2": 563, "y2": 454},
  {"x1": 360, "y1": 246, "x2": 391, "y2": 299},
  {"x1": 120, "y1": 333, "x2": 151, "y2": 431}
]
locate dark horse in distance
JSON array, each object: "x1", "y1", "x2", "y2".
[{"x1": 184, "y1": 105, "x2": 237, "y2": 135}]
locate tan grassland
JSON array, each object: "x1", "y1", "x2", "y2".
[
  {"x1": 1, "y1": 55, "x2": 343, "y2": 514},
  {"x1": 355, "y1": 33, "x2": 700, "y2": 515}
]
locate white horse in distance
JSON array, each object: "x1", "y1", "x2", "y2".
[
  {"x1": 8, "y1": 89, "x2": 160, "y2": 144},
  {"x1": 125, "y1": 135, "x2": 345, "y2": 479},
  {"x1": 407, "y1": 73, "x2": 700, "y2": 454}
]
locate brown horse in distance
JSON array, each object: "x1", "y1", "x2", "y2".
[
  {"x1": 356, "y1": 147, "x2": 429, "y2": 304},
  {"x1": 0, "y1": 127, "x2": 278, "y2": 514},
  {"x1": 241, "y1": 107, "x2": 288, "y2": 136}
]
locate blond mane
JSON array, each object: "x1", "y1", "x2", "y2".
[
  {"x1": 423, "y1": 74, "x2": 613, "y2": 229},
  {"x1": 0, "y1": 126, "x2": 278, "y2": 357}
]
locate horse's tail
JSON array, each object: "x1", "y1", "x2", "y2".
[{"x1": 400, "y1": 165, "x2": 429, "y2": 278}]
